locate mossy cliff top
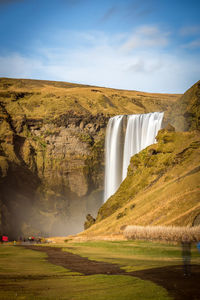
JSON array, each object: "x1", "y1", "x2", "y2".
[
  {"x1": 0, "y1": 77, "x2": 179, "y2": 120},
  {"x1": 79, "y1": 128, "x2": 200, "y2": 237}
]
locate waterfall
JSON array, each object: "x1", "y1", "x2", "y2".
[
  {"x1": 104, "y1": 112, "x2": 164, "y2": 203},
  {"x1": 104, "y1": 115, "x2": 124, "y2": 204}
]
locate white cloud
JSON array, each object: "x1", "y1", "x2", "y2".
[
  {"x1": 137, "y1": 26, "x2": 162, "y2": 36},
  {"x1": 0, "y1": 53, "x2": 42, "y2": 77},
  {"x1": 127, "y1": 58, "x2": 163, "y2": 73},
  {"x1": 180, "y1": 25, "x2": 200, "y2": 36},
  {"x1": 121, "y1": 25, "x2": 169, "y2": 52},
  {"x1": 179, "y1": 25, "x2": 200, "y2": 50},
  {"x1": 181, "y1": 39, "x2": 200, "y2": 49},
  {"x1": 0, "y1": 27, "x2": 199, "y2": 93}
]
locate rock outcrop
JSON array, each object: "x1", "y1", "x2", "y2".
[
  {"x1": 84, "y1": 214, "x2": 96, "y2": 230},
  {"x1": 168, "y1": 80, "x2": 200, "y2": 131}
]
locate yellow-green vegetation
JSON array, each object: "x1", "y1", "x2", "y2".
[
  {"x1": 0, "y1": 245, "x2": 172, "y2": 300},
  {"x1": 169, "y1": 80, "x2": 200, "y2": 131},
  {"x1": 79, "y1": 129, "x2": 200, "y2": 238},
  {"x1": 0, "y1": 77, "x2": 179, "y2": 119},
  {"x1": 62, "y1": 240, "x2": 200, "y2": 272}
]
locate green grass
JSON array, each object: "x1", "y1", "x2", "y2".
[
  {"x1": 62, "y1": 240, "x2": 200, "y2": 272},
  {"x1": 0, "y1": 244, "x2": 173, "y2": 300}
]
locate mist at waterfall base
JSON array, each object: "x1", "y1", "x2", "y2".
[
  {"x1": 104, "y1": 112, "x2": 164, "y2": 203},
  {"x1": 4, "y1": 188, "x2": 103, "y2": 240}
]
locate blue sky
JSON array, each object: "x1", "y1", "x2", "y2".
[{"x1": 0, "y1": 0, "x2": 200, "y2": 93}]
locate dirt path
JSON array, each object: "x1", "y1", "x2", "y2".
[
  {"x1": 24, "y1": 246, "x2": 200, "y2": 300},
  {"x1": 131, "y1": 265, "x2": 200, "y2": 300},
  {"x1": 25, "y1": 245, "x2": 124, "y2": 275}
]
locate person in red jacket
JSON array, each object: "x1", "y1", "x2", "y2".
[{"x1": 1, "y1": 236, "x2": 8, "y2": 242}]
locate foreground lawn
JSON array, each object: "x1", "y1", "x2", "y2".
[
  {"x1": 62, "y1": 240, "x2": 200, "y2": 272},
  {"x1": 0, "y1": 245, "x2": 171, "y2": 300}
]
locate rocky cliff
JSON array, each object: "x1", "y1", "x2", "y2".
[
  {"x1": 0, "y1": 106, "x2": 107, "y2": 238},
  {"x1": 0, "y1": 78, "x2": 179, "y2": 239}
]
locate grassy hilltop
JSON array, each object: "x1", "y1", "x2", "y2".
[{"x1": 0, "y1": 77, "x2": 178, "y2": 118}]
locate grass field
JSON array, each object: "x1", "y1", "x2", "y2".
[
  {"x1": 62, "y1": 240, "x2": 200, "y2": 272},
  {"x1": 0, "y1": 241, "x2": 199, "y2": 299}
]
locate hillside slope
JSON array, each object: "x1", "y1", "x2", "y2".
[
  {"x1": 0, "y1": 78, "x2": 178, "y2": 239},
  {"x1": 78, "y1": 128, "x2": 200, "y2": 238}
]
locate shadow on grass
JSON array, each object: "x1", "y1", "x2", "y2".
[
  {"x1": 130, "y1": 264, "x2": 200, "y2": 300},
  {"x1": 24, "y1": 246, "x2": 200, "y2": 300}
]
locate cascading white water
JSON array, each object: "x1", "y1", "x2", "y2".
[
  {"x1": 104, "y1": 115, "x2": 124, "y2": 203},
  {"x1": 104, "y1": 112, "x2": 164, "y2": 203},
  {"x1": 122, "y1": 112, "x2": 164, "y2": 180}
]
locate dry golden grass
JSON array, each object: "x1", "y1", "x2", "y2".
[
  {"x1": 0, "y1": 78, "x2": 179, "y2": 119},
  {"x1": 124, "y1": 225, "x2": 200, "y2": 242}
]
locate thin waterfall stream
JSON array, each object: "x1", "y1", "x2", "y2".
[{"x1": 104, "y1": 112, "x2": 164, "y2": 203}]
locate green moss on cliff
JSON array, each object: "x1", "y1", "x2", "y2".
[{"x1": 86, "y1": 132, "x2": 105, "y2": 188}]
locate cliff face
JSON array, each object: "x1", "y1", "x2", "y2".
[
  {"x1": 0, "y1": 105, "x2": 107, "y2": 238},
  {"x1": 0, "y1": 78, "x2": 179, "y2": 239}
]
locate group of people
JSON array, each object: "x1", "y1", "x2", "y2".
[{"x1": 20, "y1": 236, "x2": 42, "y2": 244}]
